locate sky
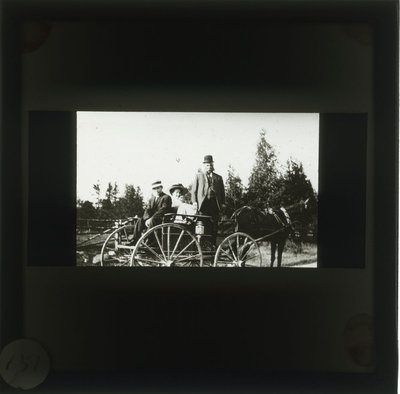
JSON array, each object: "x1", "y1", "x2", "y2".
[{"x1": 77, "y1": 112, "x2": 319, "y2": 202}]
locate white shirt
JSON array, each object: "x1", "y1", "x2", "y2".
[{"x1": 175, "y1": 203, "x2": 197, "y2": 223}]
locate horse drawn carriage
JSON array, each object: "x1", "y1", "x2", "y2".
[{"x1": 97, "y1": 206, "x2": 293, "y2": 268}]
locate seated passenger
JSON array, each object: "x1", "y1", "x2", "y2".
[
  {"x1": 176, "y1": 201, "x2": 197, "y2": 224},
  {"x1": 169, "y1": 183, "x2": 186, "y2": 212},
  {"x1": 131, "y1": 180, "x2": 172, "y2": 244},
  {"x1": 169, "y1": 183, "x2": 197, "y2": 223}
]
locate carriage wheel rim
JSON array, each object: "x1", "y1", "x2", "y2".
[
  {"x1": 130, "y1": 223, "x2": 203, "y2": 267},
  {"x1": 213, "y1": 232, "x2": 262, "y2": 267},
  {"x1": 100, "y1": 224, "x2": 135, "y2": 266}
]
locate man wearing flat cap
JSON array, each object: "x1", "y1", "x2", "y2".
[
  {"x1": 192, "y1": 155, "x2": 225, "y2": 246},
  {"x1": 132, "y1": 180, "x2": 172, "y2": 244}
]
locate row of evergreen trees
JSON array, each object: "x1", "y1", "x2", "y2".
[
  {"x1": 225, "y1": 129, "x2": 317, "y2": 211},
  {"x1": 77, "y1": 130, "x2": 317, "y2": 234},
  {"x1": 77, "y1": 183, "x2": 144, "y2": 220}
]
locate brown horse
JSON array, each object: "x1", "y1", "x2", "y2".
[{"x1": 232, "y1": 206, "x2": 293, "y2": 267}]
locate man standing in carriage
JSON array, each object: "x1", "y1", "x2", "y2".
[{"x1": 192, "y1": 155, "x2": 226, "y2": 247}]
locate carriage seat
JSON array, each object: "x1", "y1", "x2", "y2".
[
  {"x1": 163, "y1": 212, "x2": 213, "y2": 237},
  {"x1": 164, "y1": 203, "x2": 197, "y2": 223}
]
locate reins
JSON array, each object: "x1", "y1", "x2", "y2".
[{"x1": 252, "y1": 225, "x2": 290, "y2": 244}]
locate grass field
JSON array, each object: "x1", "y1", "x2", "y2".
[
  {"x1": 76, "y1": 233, "x2": 317, "y2": 268},
  {"x1": 258, "y1": 239, "x2": 318, "y2": 268}
]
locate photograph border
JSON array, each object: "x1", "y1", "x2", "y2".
[{"x1": 1, "y1": 1, "x2": 398, "y2": 393}]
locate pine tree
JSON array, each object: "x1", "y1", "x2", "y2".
[
  {"x1": 280, "y1": 159, "x2": 315, "y2": 205},
  {"x1": 247, "y1": 129, "x2": 281, "y2": 209},
  {"x1": 280, "y1": 158, "x2": 318, "y2": 240},
  {"x1": 100, "y1": 182, "x2": 116, "y2": 218},
  {"x1": 93, "y1": 183, "x2": 101, "y2": 209},
  {"x1": 114, "y1": 184, "x2": 144, "y2": 218},
  {"x1": 78, "y1": 200, "x2": 97, "y2": 219},
  {"x1": 225, "y1": 165, "x2": 244, "y2": 214}
]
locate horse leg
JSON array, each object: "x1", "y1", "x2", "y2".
[
  {"x1": 277, "y1": 240, "x2": 285, "y2": 268},
  {"x1": 270, "y1": 241, "x2": 276, "y2": 267}
]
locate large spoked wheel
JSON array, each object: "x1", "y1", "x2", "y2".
[
  {"x1": 100, "y1": 225, "x2": 136, "y2": 266},
  {"x1": 214, "y1": 232, "x2": 262, "y2": 267},
  {"x1": 130, "y1": 223, "x2": 203, "y2": 267}
]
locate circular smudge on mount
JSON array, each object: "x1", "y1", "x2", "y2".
[{"x1": 0, "y1": 338, "x2": 50, "y2": 389}]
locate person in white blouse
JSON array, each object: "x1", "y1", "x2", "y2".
[
  {"x1": 169, "y1": 183, "x2": 197, "y2": 223},
  {"x1": 170, "y1": 183, "x2": 186, "y2": 211}
]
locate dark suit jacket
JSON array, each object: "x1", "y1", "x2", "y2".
[
  {"x1": 143, "y1": 192, "x2": 172, "y2": 221},
  {"x1": 192, "y1": 171, "x2": 225, "y2": 212}
]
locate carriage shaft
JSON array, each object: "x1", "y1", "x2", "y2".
[{"x1": 252, "y1": 227, "x2": 287, "y2": 244}]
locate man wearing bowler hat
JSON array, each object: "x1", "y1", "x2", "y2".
[
  {"x1": 192, "y1": 155, "x2": 225, "y2": 246},
  {"x1": 132, "y1": 180, "x2": 172, "y2": 244}
]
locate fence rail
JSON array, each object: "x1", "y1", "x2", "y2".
[
  {"x1": 77, "y1": 219, "x2": 118, "y2": 234},
  {"x1": 77, "y1": 217, "x2": 138, "y2": 234}
]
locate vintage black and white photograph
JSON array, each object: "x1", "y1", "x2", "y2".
[
  {"x1": 12, "y1": 4, "x2": 396, "y2": 392},
  {"x1": 76, "y1": 111, "x2": 319, "y2": 268}
]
